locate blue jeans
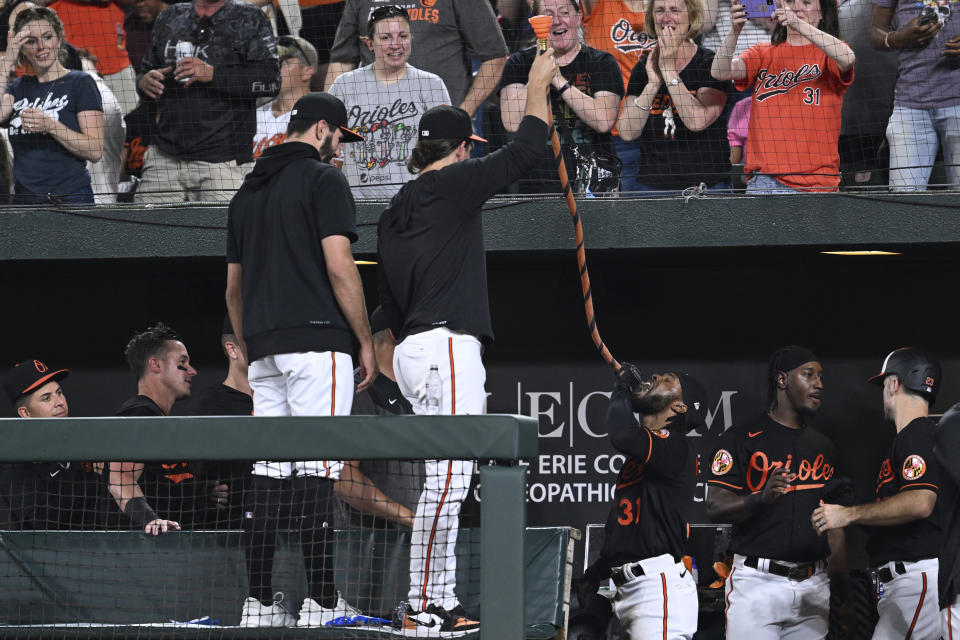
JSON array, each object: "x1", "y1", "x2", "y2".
[
  {"x1": 886, "y1": 104, "x2": 960, "y2": 191},
  {"x1": 614, "y1": 137, "x2": 643, "y2": 194},
  {"x1": 746, "y1": 174, "x2": 801, "y2": 194}
]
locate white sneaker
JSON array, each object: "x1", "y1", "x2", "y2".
[
  {"x1": 239, "y1": 593, "x2": 297, "y2": 628},
  {"x1": 297, "y1": 594, "x2": 363, "y2": 627}
]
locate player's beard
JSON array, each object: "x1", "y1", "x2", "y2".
[
  {"x1": 318, "y1": 132, "x2": 337, "y2": 164},
  {"x1": 632, "y1": 390, "x2": 675, "y2": 415}
]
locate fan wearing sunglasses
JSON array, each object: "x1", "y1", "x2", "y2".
[{"x1": 327, "y1": 5, "x2": 449, "y2": 198}]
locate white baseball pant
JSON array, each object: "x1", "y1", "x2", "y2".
[
  {"x1": 249, "y1": 351, "x2": 354, "y2": 480},
  {"x1": 943, "y1": 595, "x2": 960, "y2": 640},
  {"x1": 725, "y1": 554, "x2": 829, "y2": 640},
  {"x1": 612, "y1": 554, "x2": 698, "y2": 640},
  {"x1": 394, "y1": 327, "x2": 486, "y2": 612},
  {"x1": 873, "y1": 558, "x2": 939, "y2": 640}
]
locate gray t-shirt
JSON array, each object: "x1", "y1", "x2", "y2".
[
  {"x1": 330, "y1": 64, "x2": 450, "y2": 199},
  {"x1": 329, "y1": 0, "x2": 507, "y2": 106},
  {"x1": 873, "y1": 0, "x2": 960, "y2": 109}
]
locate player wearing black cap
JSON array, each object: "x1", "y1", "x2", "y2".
[
  {"x1": 1, "y1": 360, "x2": 101, "y2": 529},
  {"x1": 226, "y1": 91, "x2": 377, "y2": 629},
  {"x1": 582, "y1": 365, "x2": 708, "y2": 638},
  {"x1": 708, "y1": 346, "x2": 844, "y2": 640},
  {"x1": 815, "y1": 347, "x2": 943, "y2": 639},
  {"x1": 377, "y1": 47, "x2": 558, "y2": 634},
  {"x1": 934, "y1": 401, "x2": 960, "y2": 640}
]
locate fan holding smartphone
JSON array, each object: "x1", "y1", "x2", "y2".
[{"x1": 709, "y1": 0, "x2": 856, "y2": 193}]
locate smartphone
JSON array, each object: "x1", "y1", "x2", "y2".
[{"x1": 740, "y1": 0, "x2": 776, "y2": 20}]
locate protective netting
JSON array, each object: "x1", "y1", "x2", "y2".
[
  {"x1": 0, "y1": 0, "x2": 956, "y2": 205},
  {"x1": 0, "y1": 454, "x2": 488, "y2": 636}
]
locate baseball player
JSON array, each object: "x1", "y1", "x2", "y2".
[
  {"x1": 111, "y1": 323, "x2": 196, "y2": 535},
  {"x1": 935, "y1": 402, "x2": 960, "y2": 640},
  {"x1": 814, "y1": 347, "x2": 942, "y2": 639},
  {"x1": 2, "y1": 359, "x2": 101, "y2": 529},
  {"x1": 593, "y1": 364, "x2": 709, "y2": 639},
  {"x1": 376, "y1": 48, "x2": 558, "y2": 633},
  {"x1": 708, "y1": 345, "x2": 844, "y2": 640},
  {"x1": 225, "y1": 91, "x2": 376, "y2": 628}
]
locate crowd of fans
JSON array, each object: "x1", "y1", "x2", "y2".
[{"x1": 0, "y1": 0, "x2": 956, "y2": 202}]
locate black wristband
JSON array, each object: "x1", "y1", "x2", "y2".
[
  {"x1": 743, "y1": 493, "x2": 764, "y2": 515},
  {"x1": 124, "y1": 496, "x2": 159, "y2": 528},
  {"x1": 558, "y1": 81, "x2": 573, "y2": 95}
]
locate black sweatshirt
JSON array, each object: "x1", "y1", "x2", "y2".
[
  {"x1": 377, "y1": 115, "x2": 548, "y2": 344},
  {"x1": 227, "y1": 142, "x2": 358, "y2": 362}
]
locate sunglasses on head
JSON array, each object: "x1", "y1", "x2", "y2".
[{"x1": 367, "y1": 4, "x2": 409, "y2": 33}]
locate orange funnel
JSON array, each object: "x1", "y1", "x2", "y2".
[{"x1": 528, "y1": 15, "x2": 552, "y2": 41}]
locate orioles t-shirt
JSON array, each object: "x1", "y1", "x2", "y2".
[
  {"x1": 6, "y1": 71, "x2": 102, "y2": 201},
  {"x1": 736, "y1": 42, "x2": 853, "y2": 192},
  {"x1": 582, "y1": 0, "x2": 655, "y2": 88}
]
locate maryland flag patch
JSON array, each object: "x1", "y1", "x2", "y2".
[
  {"x1": 902, "y1": 455, "x2": 926, "y2": 481},
  {"x1": 712, "y1": 449, "x2": 733, "y2": 476}
]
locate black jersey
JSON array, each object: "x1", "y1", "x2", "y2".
[
  {"x1": 708, "y1": 413, "x2": 838, "y2": 562},
  {"x1": 866, "y1": 416, "x2": 942, "y2": 566},
  {"x1": 599, "y1": 385, "x2": 694, "y2": 566},
  {"x1": 115, "y1": 395, "x2": 203, "y2": 528},
  {"x1": 178, "y1": 383, "x2": 254, "y2": 529},
  {"x1": 936, "y1": 405, "x2": 960, "y2": 606}
]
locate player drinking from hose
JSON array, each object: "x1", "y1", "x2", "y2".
[
  {"x1": 581, "y1": 364, "x2": 709, "y2": 639},
  {"x1": 376, "y1": 46, "x2": 558, "y2": 634}
]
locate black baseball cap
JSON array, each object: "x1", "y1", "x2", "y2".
[
  {"x1": 289, "y1": 92, "x2": 363, "y2": 142},
  {"x1": 4, "y1": 359, "x2": 69, "y2": 404},
  {"x1": 418, "y1": 105, "x2": 487, "y2": 143},
  {"x1": 868, "y1": 347, "x2": 941, "y2": 404}
]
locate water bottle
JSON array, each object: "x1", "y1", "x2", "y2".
[{"x1": 425, "y1": 365, "x2": 441, "y2": 415}]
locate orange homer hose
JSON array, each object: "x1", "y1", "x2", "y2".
[{"x1": 528, "y1": 15, "x2": 621, "y2": 373}]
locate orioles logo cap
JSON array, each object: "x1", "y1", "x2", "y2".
[
  {"x1": 289, "y1": 92, "x2": 363, "y2": 142},
  {"x1": 4, "y1": 359, "x2": 69, "y2": 404},
  {"x1": 418, "y1": 105, "x2": 487, "y2": 142}
]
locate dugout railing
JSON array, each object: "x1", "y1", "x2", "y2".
[{"x1": 0, "y1": 414, "x2": 553, "y2": 640}]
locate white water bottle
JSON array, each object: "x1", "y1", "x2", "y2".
[{"x1": 425, "y1": 365, "x2": 441, "y2": 415}]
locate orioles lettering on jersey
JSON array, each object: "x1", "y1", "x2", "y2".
[
  {"x1": 617, "y1": 458, "x2": 644, "y2": 491},
  {"x1": 161, "y1": 462, "x2": 194, "y2": 484},
  {"x1": 608, "y1": 18, "x2": 655, "y2": 54},
  {"x1": 876, "y1": 458, "x2": 894, "y2": 494},
  {"x1": 754, "y1": 63, "x2": 823, "y2": 102},
  {"x1": 745, "y1": 451, "x2": 834, "y2": 492}
]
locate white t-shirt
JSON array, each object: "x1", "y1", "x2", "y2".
[
  {"x1": 329, "y1": 64, "x2": 450, "y2": 199},
  {"x1": 252, "y1": 102, "x2": 291, "y2": 160}
]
